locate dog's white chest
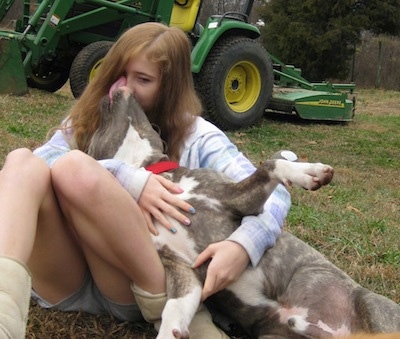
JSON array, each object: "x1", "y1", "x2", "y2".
[{"x1": 114, "y1": 125, "x2": 153, "y2": 167}]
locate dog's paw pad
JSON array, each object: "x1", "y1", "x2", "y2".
[
  {"x1": 316, "y1": 164, "x2": 334, "y2": 185},
  {"x1": 306, "y1": 164, "x2": 334, "y2": 190},
  {"x1": 172, "y1": 328, "x2": 189, "y2": 339}
]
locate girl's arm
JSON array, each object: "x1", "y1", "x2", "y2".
[
  {"x1": 33, "y1": 129, "x2": 151, "y2": 202},
  {"x1": 181, "y1": 119, "x2": 291, "y2": 266}
]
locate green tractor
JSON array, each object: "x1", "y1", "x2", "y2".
[
  {"x1": 0, "y1": 0, "x2": 355, "y2": 129},
  {"x1": 0, "y1": 0, "x2": 274, "y2": 130}
]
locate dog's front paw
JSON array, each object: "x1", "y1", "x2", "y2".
[{"x1": 303, "y1": 163, "x2": 334, "y2": 190}]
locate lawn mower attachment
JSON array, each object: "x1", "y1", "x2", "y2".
[{"x1": 267, "y1": 54, "x2": 356, "y2": 122}]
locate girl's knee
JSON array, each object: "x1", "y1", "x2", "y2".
[
  {"x1": 51, "y1": 150, "x2": 104, "y2": 201},
  {"x1": 5, "y1": 148, "x2": 38, "y2": 167},
  {"x1": 2, "y1": 148, "x2": 50, "y2": 183}
]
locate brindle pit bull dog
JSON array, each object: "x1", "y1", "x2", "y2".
[{"x1": 88, "y1": 88, "x2": 400, "y2": 338}]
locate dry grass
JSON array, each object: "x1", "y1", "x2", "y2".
[
  {"x1": 0, "y1": 86, "x2": 399, "y2": 337},
  {"x1": 27, "y1": 301, "x2": 157, "y2": 339}
]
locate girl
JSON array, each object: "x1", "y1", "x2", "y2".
[{"x1": 0, "y1": 22, "x2": 291, "y2": 337}]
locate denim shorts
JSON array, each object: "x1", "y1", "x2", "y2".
[{"x1": 31, "y1": 272, "x2": 143, "y2": 323}]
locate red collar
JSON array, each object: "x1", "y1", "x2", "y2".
[{"x1": 145, "y1": 161, "x2": 179, "y2": 174}]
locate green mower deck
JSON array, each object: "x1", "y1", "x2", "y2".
[{"x1": 268, "y1": 86, "x2": 355, "y2": 121}]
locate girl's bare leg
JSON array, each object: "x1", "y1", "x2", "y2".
[
  {"x1": 0, "y1": 148, "x2": 48, "y2": 262},
  {"x1": 0, "y1": 148, "x2": 87, "y2": 303},
  {"x1": 0, "y1": 148, "x2": 86, "y2": 337},
  {"x1": 51, "y1": 150, "x2": 166, "y2": 304}
]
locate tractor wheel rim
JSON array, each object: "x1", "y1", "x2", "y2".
[
  {"x1": 224, "y1": 61, "x2": 262, "y2": 113},
  {"x1": 89, "y1": 59, "x2": 104, "y2": 81},
  {"x1": 30, "y1": 71, "x2": 60, "y2": 84}
]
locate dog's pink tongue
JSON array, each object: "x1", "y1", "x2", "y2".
[{"x1": 109, "y1": 76, "x2": 127, "y2": 101}]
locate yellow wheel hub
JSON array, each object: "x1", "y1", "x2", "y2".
[
  {"x1": 89, "y1": 59, "x2": 104, "y2": 81},
  {"x1": 224, "y1": 61, "x2": 261, "y2": 113}
]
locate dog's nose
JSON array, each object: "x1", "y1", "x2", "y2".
[{"x1": 109, "y1": 76, "x2": 128, "y2": 101}]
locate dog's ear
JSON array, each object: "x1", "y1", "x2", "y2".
[{"x1": 89, "y1": 93, "x2": 131, "y2": 160}]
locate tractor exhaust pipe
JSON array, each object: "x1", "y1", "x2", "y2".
[{"x1": 243, "y1": 0, "x2": 254, "y2": 17}]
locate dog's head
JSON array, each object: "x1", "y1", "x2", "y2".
[{"x1": 88, "y1": 87, "x2": 167, "y2": 167}]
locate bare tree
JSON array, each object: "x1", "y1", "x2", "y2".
[{"x1": 198, "y1": 0, "x2": 264, "y2": 24}]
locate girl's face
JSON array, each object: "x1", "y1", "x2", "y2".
[{"x1": 125, "y1": 53, "x2": 161, "y2": 112}]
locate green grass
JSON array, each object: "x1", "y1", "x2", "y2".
[
  {"x1": 0, "y1": 88, "x2": 73, "y2": 164},
  {"x1": 0, "y1": 87, "x2": 399, "y2": 337},
  {"x1": 227, "y1": 89, "x2": 400, "y2": 303}
]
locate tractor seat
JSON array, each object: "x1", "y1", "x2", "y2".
[{"x1": 170, "y1": 0, "x2": 201, "y2": 32}]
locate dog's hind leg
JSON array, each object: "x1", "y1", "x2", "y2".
[
  {"x1": 224, "y1": 159, "x2": 333, "y2": 217},
  {"x1": 268, "y1": 160, "x2": 334, "y2": 191}
]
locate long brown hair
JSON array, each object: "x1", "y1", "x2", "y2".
[{"x1": 65, "y1": 22, "x2": 203, "y2": 161}]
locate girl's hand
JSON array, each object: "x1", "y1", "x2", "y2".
[
  {"x1": 138, "y1": 174, "x2": 195, "y2": 235},
  {"x1": 192, "y1": 240, "x2": 249, "y2": 301}
]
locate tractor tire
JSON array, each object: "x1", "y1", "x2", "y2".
[
  {"x1": 195, "y1": 36, "x2": 273, "y2": 130},
  {"x1": 70, "y1": 40, "x2": 114, "y2": 98},
  {"x1": 27, "y1": 65, "x2": 69, "y2": 93}
]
